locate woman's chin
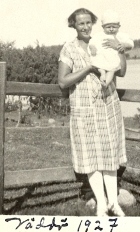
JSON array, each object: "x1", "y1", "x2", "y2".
[{"x1": 78, "y1": 34, "x2": 91, "y2": 41}]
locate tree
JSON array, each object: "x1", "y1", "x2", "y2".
[{"x1": 0, "y1": 40, "x2": 63, "y2": 84}]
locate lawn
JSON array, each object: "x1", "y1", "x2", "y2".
[
  {"x1": 5, "y1": 127, "x2": 72, "y2": 171},
  {"x1": 3, "y1": 113, "x2": 140, "y2": 216}
]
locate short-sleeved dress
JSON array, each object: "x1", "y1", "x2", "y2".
[{"x1": 59, "y1": 38, "x2": 127, "y2": 174}]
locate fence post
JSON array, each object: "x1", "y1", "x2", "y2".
[{"x1": 0, "y1": 62, "x2": 6, "y2": 214}]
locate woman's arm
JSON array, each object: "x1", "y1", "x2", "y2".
[
  {"x1": 115, "y1": 51, "x2": 127, "y2": 77},
  {"x1": 58, "y1": 61, "x2": 98, "y2": 89}
]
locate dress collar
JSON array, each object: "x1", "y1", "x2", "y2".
[{"x1": 73, "y1": 38, "x2": 91, "y2": 64}]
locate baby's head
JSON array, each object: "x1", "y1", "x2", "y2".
[{"x1": 101, "y1": 10, "x2": 120, "y2": 35}]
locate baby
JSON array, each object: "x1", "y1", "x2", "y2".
[{"x1": 89, "y1": 10, "x2": 134, "y2": 88}]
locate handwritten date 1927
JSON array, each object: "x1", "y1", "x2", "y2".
[{"x1": 5, "y1": 216, "x2": 118, "y2": 232}]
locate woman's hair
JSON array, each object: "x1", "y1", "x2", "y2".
[{"x1": 68, "y1": 8, "x2": 97, "y2": 28}]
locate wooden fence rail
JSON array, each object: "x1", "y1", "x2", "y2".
[
  {"x1": 0, "y1": 62, "x2": 140, "y2": 214},
  {"x1": 6, "y1": 81, "x2": 140, "y2": 102}
]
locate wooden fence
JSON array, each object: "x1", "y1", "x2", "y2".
[{"x1": 0, "y1": 62, "x2": 140, "y2": 214}]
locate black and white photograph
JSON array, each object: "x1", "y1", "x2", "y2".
[{"x1": 0, "y1": 0, "x2": 140, "y2": 231}]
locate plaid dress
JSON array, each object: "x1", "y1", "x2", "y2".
[{"x1": 59, "y1": 38, "x2": 127, "y2": 174}]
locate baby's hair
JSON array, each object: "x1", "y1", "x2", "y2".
[{"x1": 68, "y1": 8, "x2": 97, "y2": 28}]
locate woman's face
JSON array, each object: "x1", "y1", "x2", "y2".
[{"x1": 74, "y1": 14, "x2": 93, "y2": 41}]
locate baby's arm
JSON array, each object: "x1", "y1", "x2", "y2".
[
  {"x1": 118, "y1": 33, "x2": 134, "y2": 51},
  {"x1": 122, "y1": 40, "x2": 134, "y2": 51}
]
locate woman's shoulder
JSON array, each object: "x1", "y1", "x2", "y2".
[
  {"x1": 62, "y1": 38, "x2": 77, "y2": 49},
  {"x1": 60, "y1": 38, "x2": 78, "y2": 57},
  {"x1": 59, "y1": 39, "x2": 77, "y2": 65}
]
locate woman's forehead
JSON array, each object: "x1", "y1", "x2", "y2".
[{"x1": 75, "y1": 13, "x2": 92, "y2": 22}]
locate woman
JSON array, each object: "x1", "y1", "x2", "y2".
[{"x1": 58, "y1": 8, "x2": 127, "y2": 216}]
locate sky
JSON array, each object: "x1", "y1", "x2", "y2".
[{"x1": 0, "y1": 0, "x2": 140, "y2": 48}]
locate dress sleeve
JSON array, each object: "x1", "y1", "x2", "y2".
[
  {"x1": 118, "y1": 33, "x2": 134, "y2": 49},
  {"x1": 59, "y1": 43, "x2": 73, "y2": 69}
]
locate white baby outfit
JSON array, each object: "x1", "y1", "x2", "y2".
[
  {"x1": 89, "y1": 9, "x2": 134, "y2": 71},
  {"x1": 89, "y1": 31, "x2": 134, "y2": 71}
]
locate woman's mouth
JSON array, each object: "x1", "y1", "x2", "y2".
[{"x1": 82, "y1": 31, "x2": 90, "y2": 35}]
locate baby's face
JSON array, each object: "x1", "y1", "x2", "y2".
[{"x1": 102, "y1": 23, "x2": 120, "y2": 35}]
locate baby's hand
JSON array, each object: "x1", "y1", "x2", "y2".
[{"x1": 89, "y1": 45, "x2": 97, "y2": 56}]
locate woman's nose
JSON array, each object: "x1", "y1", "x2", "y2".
[{"x1": 83, "y1": 24, "x2": 88, "y2": 29}]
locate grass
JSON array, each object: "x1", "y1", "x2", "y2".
[
  {"x1": 124, "y1": 116, "x2": 140, "y2": 129},
  {"x1": 3, "y1": 111, "x2": 140, "y2": 216},
  {"x1": 5, "y1": 127, "x2": 71, "y2": 171},
  {"x1": 4, "y1": 126, "x2": 140, "y2": 171}
]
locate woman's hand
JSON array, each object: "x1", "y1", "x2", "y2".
[
  {"x1": 102, "y1": 38, "x2": 118, "y2": 50},
  {"x1": 117, "y1": 44, "x2": 125, "y2": 53},
  {"x1": 102, "y1": 36, "x2": 125, "y2": 52},
  {"x1": 89, "y1": 65, "x2": 101, "y2": 76}
]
